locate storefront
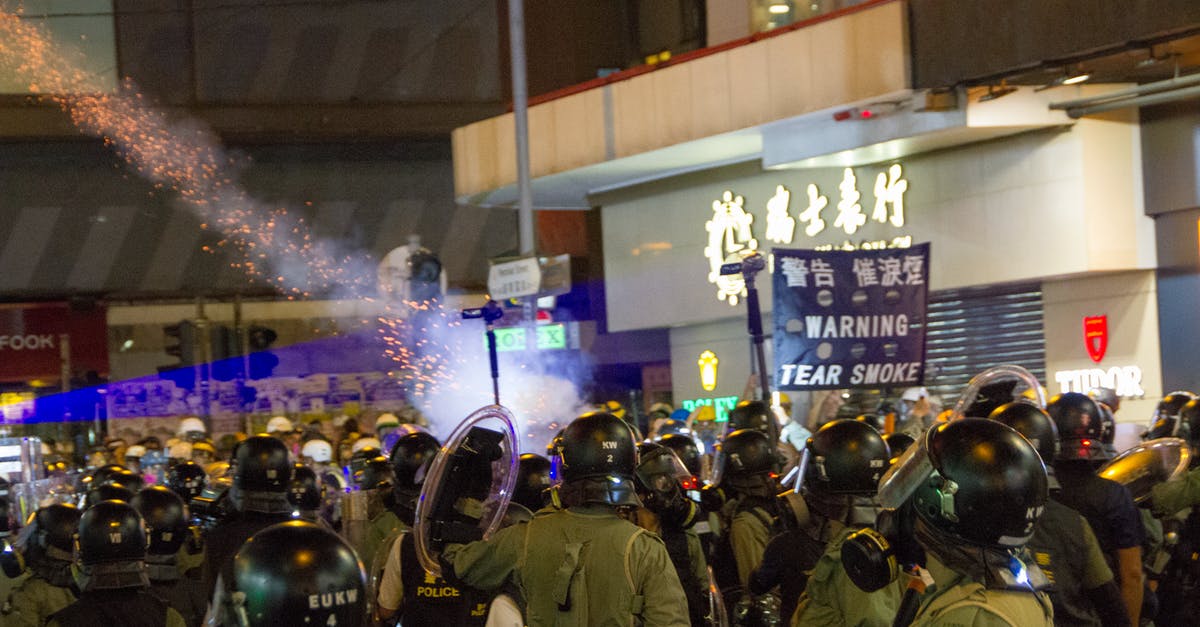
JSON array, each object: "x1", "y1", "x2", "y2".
[{"x1": 595, "y1": 111, "x2": 1160, "y2": 423}]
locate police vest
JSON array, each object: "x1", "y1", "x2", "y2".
[
  {"x1": 912, "y1": 577, "x2": 1054, "y2": 626},
  {"x1": 710, "y1": 497, "x2": 776, "y2": 601},
  {"x1": 398, "y1": 532, "x2": 489, "y2": 626}
]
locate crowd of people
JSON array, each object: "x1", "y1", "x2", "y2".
[{"x1": 1, "y1": 369, "x2": 1200, "y2": 626}]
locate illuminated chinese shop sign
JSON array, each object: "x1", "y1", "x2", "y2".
[{"x1": 705, "y1": 164, "x2": 911, "y2": 304}]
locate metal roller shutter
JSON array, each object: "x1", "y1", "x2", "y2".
[{"x1": 922, "y1": 282, "x2": 1046, "y2": 406}]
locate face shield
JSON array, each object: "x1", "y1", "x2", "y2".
[
  {"x1": 950, "y1": 365, "x2": 1046, "y2": 420},
  {"x1": 1097, "y1": 437, "x2": 1191, "y2": 503},
  {"x1": 635, "y1": 449, "x2": 692, "y2": 494},
  {"x1": 875, "y1": 422, "x2": 938, "y2": 510}
]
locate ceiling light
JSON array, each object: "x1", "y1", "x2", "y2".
[
  {"x1": 1062, "y1": 72, "x2": 1091, "y2": 86},
  {"x1": 768, "y1": 3, "x2": 791, "y2": 14}
]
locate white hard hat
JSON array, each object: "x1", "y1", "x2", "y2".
[
  {"x1": 125, "y1": 445, "x2": 147, "y2": 459},
  {"x1": 901, "y1": 387, "x2": 930, "y2": 402},
  {"x1": 301, "y1": 439, "x2": 334, "y2": 463},
  {"x1": 266, "y1": 416, "x2": 295, "y2": 434},
  {"x1": 177, "y1": 417, "x2": 206, "y2": 436},
  {"x1": 376, "y1": 413, "x2": 400, "y2": 429},
  {"x1": 351, "y1": 437, "x2": 382, "y2": 454}
]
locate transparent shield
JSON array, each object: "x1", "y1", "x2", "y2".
[
  {"x1": 413, "y1": 404, "x2": 520, "y2": 577},
  {"x1": 708, "y1": 565, "x2": 730, "y2": 627},
  {"x1": 950, "y1": 365, "x2": 1046, "y2": 420},
  {"x1": 1097, "y1": 437, "x2": 1191, "y2": 503},
  {"x1": 875, "y1": 424, "x2": 935, "y2": 510}
]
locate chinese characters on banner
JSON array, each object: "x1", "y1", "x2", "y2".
[
  {"x1": 773, "y1": 243, "x2": 930, "y2": 390},
  {"x1": 705, "y1": 163, "x2": 910, "y2": 304}
]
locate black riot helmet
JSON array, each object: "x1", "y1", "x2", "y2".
[
  {"x1": 1156, "y1": 391, "x2": 1196, "y2": 422},
  {"x1": 104, "y1": 468, "x2": 145, "y2": 492},
  {"x1": 89, "y1": 464, "x2": 128, "y2": 488},
  {"x1": 1181, "y1": 399, "x2": 1200, "y2": 447},
  {"x1": 512, "y1": 453, "x2": 551, "y2": 512},
  {"x1": 855, "y1": 414, "x2": 886, "y2": 433},
  {"x1": 84, "y1": 483, "x2": 136, "y2": 510},
  {"x1": 35, "y1": 503, "x2": 81, "y2": 552},
  {"x1": 235, "y1": 435, "x2": 292, "y2": 492},
  {"x1": 166, "y1": 461, "x2": 208, "y2": 502},
  {"x1": 288, "y1": 464, "x2": 322, "y2": 511},
  {"x1": 911, "y1": 419, "x2": 1047, "y2": 548},
  {"x1": 727, "y1": 400, "x2": 773, "y2": 434},
  {"x1": 78, "y1": 500, "x2": 146, "y2": 565},
  {"x1": 1096, "y1": 402, "x2": 1117, "y2": 447},
  {"x1": 802, "y1": 419, "x2": 890, "y2": 496},
  {"x1": 713, "y1": 428, "x2": 777, "y2": 491},
  {"x1": 75, "y1": 500, "x2": 149, "y2": 592},
  {"x1": 389, "y1": 431, "x2": 440, "y2": 492},
  {"x1": 551, "y1": 412, "x2": 640, "y2": 507},
  {"x1": 988, "y1": 402, "x2": 1060, "y2": 462},
  {"x1": 1147, "y1": 416, "x2": 1183, "y2": 440},
  {"x1": 882, "y1": 433, "x2": 916, "y2": 459},
  {"x1": 353, "y1": 457, "x2": 395, "y2": 492},
  {"x1": 657, "y1": 432, "x2": 702, "y2": 478},
  {"x1": 231, "y1": 521, "x2": 367, "y2": 627},
  {"x1": 131, "y1": 486, "x2": 188, "y2": 556},
  {"x1": 1046, "y1": 392, "x2": 1109, "y2": 462}
]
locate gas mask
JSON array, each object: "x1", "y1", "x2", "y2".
[{"x1": 840, "y1": 503, "x2": 923, "y2": 593}]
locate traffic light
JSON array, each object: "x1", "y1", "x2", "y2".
[
  {"x1": 210, "y1": 325, "x2": 239, "y2": 382},
  {"x1": 163, "y1": 321, "x2": 196, "y2": 365},
  {"x1": 247, "y1": 325, "x2": 279, "y2": 379},
  {"x1": 247, "y1": 325, "x2": 277, "y2": 351}
]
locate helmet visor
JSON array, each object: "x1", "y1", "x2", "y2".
[
  {"x1": 1098, "y1": 437, "x2": 1191, "y2": 503},
  {"x1": 635, "y1": 450, "x2": 691, "y2": 493},
  {"x1": 876, "y1": 423, "x2": 935, "y2": 509},
  {"x1": 951, "y1": 365, "x2": 1046, "y2": 420}
]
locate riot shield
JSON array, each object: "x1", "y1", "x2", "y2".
[
  {"x1": 950, "y1": 365, "x2": 1046, "y2": 420},
  {"x1": 413, "y1": 404, "x2": 519, "y2": 576},
  {"x1": 1097, "y1": 437, "x2": 1191, "y2": 503}
]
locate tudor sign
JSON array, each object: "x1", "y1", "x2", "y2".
[{"x1": 0, "y1": 302, "x2": 108, "y2": 383}]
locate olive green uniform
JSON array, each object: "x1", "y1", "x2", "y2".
[
  {"x1": 2, "y1": 576, "x2": 76, "y2": 627},
  {"x1": 729, "y1": 506, "x2": 773, "y2": 588},
  {"x1": 445, "y1": 504, "x2": 689, "y2": 626},
  {"x1": 908, "y1": 553, "x2": 1053, "y2": 627},
  {"x1": 1150, "y1": 468, "x2": 1200, "y2": 519},
  {"x1": 793, "y1": 526, "x2": 905, "y2": 627}
]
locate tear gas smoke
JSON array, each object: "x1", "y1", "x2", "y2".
[{"x1": 0, "y1": 9, "x2": 594, "y2": 447}]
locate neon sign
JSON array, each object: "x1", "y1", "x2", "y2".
[{"x1": 705, "y1": 163, "x2": 910, "y2": 304}]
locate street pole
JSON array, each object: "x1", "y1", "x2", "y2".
[{"x1": 509, "y1": 0, "x2": 538, "y2": 348}]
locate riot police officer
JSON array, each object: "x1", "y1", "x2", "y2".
[
  {"x1": 511, "y1": 453, "x2": 552, "y2": 514},
  {"x1": 372, "y1": 442, "x2": 489, "y2": 619},
  {"x1": 442, "y1": 411, "x2": 689, "y2": 625},
  {"x1": 1, "y1": 504, "x2": 79, "y2": 627},
  {"x1": 165, "y1": 461, "x2": 207, "y2": 503},
  {"x1": 635, "y1": 442, "x2": 708, "y2": 625},
  {"x1": 287, "y1": 463, "x2": 326, "y2": 525},
  {"x1": 869, "y1": 418, "x2": 1054, "y2": 626},
  {"x1": 227, "y1": 520, "x2": 368, "y2": 626},
  {"x1": 707, "y1": 428, "x2": 779, "y2": 608},
  {"x1": 990, "y1": 401, "x2": 1130, "y2": 626},
  {"x1": 201, "y1": 435, "x2": 294, "y2": 600},
  {"x1": 1049, "y1": 392, "x2": 1144, "y2": 625},
  {"x1": 47, "y1": 500, "x2": 186, "y2": 627},
  {"x1": 781, "y1": 419, "x2": 897, "y2": 626},
  {"x1": 132, "y1": 486, "x2": 206, "y2": 627}
]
